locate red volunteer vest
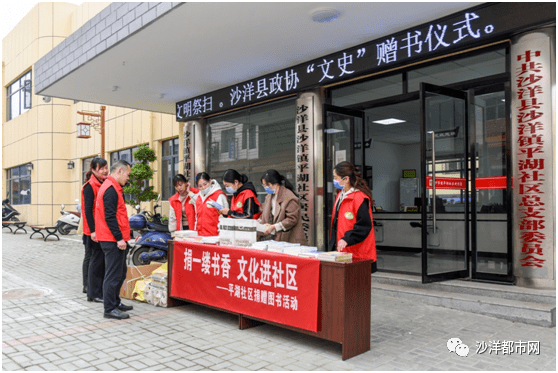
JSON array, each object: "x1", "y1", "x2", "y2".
[
  {"x1": 195, "y1": 189, "x2": 225, "y2": 237},
  {"x1": 230, "y1": 189, "x2": 262, "y2": 219},
  {"x1": 81, "y1": 175, "x2": 102, "y2": 236},
  {"x1": 95, "y1": 175, "x2": 131, "y2": 242},
  {"x1": 330, "y1": 190, "x2": 376, "y2": 261},
  {"x1": 169, "y1": 187, "x2": 199, "y2": 231}
]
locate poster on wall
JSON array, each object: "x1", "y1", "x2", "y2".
[{"x1": 335, "y1": 150, "x2": 346, "y2": 165}]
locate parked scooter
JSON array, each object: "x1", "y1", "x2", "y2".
[
  {"x1": 129, "y1": 197, "x2": 172, "y2": 266},
  {"x1": 56, "y1": 200, "x2": 81, "y2": 235},
  {"x1": 2, "y1": 196, "x2": 21, "y2": 221}
]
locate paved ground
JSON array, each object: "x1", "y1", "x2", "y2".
[{"x1": 2, "y1": 230, "x2": 556, "y2": 371}]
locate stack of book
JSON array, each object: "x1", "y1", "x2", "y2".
[
  {"x1": 174, "y1": 230, "x2": 198, "y2": 241},
  {"x1": 251, "y1": 242, "x2": 269, "y2": 251},
  {"x1": 317, "y1": 251, "x2": 353, "y2": 262},
  {"x1": 201, "y1": 236, "x2": 219, "y2": 245},
  {"x1": 298, "y1": 252, "x2": 321, "y2": 259}
]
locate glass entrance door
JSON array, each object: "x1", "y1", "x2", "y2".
[
  {"x1": 420, "y1": 83, "x2": 470, "y2": 283},
  {"x1": 323, "y1": 104, "x2": 365, "y2": 251}
]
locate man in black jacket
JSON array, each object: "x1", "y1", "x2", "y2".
[{"x1": 95, "y1": 160, "x2": 133, "y2": 320}]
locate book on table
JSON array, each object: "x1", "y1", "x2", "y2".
[{"x1": 317, "y1": 251, "x2": 352, "y2": 262}]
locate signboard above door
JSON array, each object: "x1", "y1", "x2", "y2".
[{"x1": 176, "y1": 3, "x2": 554, "y2": 122}]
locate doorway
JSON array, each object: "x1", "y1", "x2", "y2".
[{"x1": 326, "y1": 46, "x2": 513, "y2": 283}]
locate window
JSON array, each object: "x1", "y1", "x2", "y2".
[
  {"x1": 82, "y1": 156, "x2": 96, "y2": 184},
  {"x1": 7, "y1": 71, "x2": 32, "y2": 121},
  {"x1": 206, "y1": 98, "x2": 296, "y2": 204},
  {"x1": 111, "y1": 146, "x2": 142, "y2": 200},
  {"x1": 161, "y1": 138, "x2": 179, "y2": 200},
  {"x1": 6, "y1": 165, "x2": 31, "y2": 205},
  {"x1": 111, "y1": 146, "x2": 140, "y2": 166}
]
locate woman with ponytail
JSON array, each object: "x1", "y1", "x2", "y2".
[
  {"x1": 81, "y1": 157, "x2": 108, "y2": 302},
  {"x1": 329, "y1": 161, "x2": 376, "y2": 262},
  {"x1": 259, "y1": 169, "x2": 307, "y2": 244},
  {"x1": 219, "y1": 169, "x2": 261, "y2": 220}
]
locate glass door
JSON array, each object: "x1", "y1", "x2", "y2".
[
  {"x1": 323, "y1": 104, "x2": 365, "y2": 251},
  {"x1": 420, "y1": 83, "x2": 470, "y2": 283}
]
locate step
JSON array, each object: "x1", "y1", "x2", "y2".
[
  {"x1": 371, "y1": 272, "x2": 556, "y2": 304},
  {"x1": 371, "y1": 274, "x2": 556, "y2": 327}
]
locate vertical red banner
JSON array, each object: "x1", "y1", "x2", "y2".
[
  {"x1": 171, "y1": 241, "x2": 321, "y2": 332},
  {"x1": 513, "y1": 42, "x2": 551, "y2": 269}
]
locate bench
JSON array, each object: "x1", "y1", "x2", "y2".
[
  {"x1": 29, "y1": 225, "x2": 60, "y2": 241},
  {"x1": 2, "y1": 221, "x2": 28, "y2": 234}
]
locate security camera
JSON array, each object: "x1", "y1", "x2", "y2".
[{"x1": 42, "y1": 96, "x2": 51, "y2": 103}]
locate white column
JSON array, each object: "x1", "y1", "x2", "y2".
[
  {"x1": 296, "y1": 89, "x2": 325, "y2": 248},
  {"x1": 511, "y1": 27, "x2": 556, "y2": 289},
  {"x1": 183, "y1": 120, "x2": 204, "y2": 183}
]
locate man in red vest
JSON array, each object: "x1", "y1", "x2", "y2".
[{"x1": 95, "y1": 160, "x2": 133, "y2": 319}]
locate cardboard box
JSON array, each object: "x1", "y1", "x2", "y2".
[{"x1": 120, "y1": 263, "x2": 163, "y2": 300}]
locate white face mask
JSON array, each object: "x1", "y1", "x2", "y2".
[{"x1": 200, "y1": 186, "x2": 210, "y2": 196}]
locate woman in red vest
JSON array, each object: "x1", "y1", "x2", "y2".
[
  {"x1": 194, "y1": 172, "x2": 229, "y2": 236},
  {"x1": 330, "y1": 161, "x2": 376, "y2": 264},
  {"x1": 168, "y1": 174, "x2": 199, "y2": 233},
  {"x1": 81, "y1": 157, "x2": 108, "y2": 302},
  {"x1": 219, "y1": 169, "x2": 261, "y2": 220}
]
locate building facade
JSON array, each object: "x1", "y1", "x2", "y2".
[
  {"x1": 5, "y1": 3, "x2": 556, "y2": 289},
  {"x1": 3, "y1": 2, "x2": 183, "y2": 226}
]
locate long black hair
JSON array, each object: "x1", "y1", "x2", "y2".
[
  {"x1": 261, "y1": 169, "x2": 297, "y2": 197},
  {"x1": 334, "y1": 161, "x2": 373, "y2": 201},
  {"x1": 223, "y1": 169, "x2": 248, "y2": 184},
  {"x1": 85, "y1": 157, "x2": 108, "y2": 181}
]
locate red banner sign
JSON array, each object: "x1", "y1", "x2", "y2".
[
  {"x1": 476, "y1": 176, "x2": 507, "y2": 190},
  {"x1": 426, "y1": 176, "x2": 466, "y2": 190},
  {"x1": 171, "y1": 241, "x2": 320, "y2": 332},
  {"x1": 426, "y1": 176, "x2": 507, "y2": 190}
]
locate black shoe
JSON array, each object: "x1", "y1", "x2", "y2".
[
  {"x1": 82, "y1": 286, "x2": 87, "y2": 294},
  {"x1": 117, "y1": 303, "x2": 133, "y2": 311},
  {"x1": 87, "y1": 297, "x2": 103, "y2": 303},
  {"x1": 104, "y1": 309, "x2": 129, "y2": 319}
]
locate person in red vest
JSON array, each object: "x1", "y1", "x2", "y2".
[
  {"x1": 168, "y1": 174, "x2": 199, "y2": 233},
  {"x1": 81, "y1": 157, "x2": 108, "y2": 303},
  {"x1": 95, "y1": 160, "x2": 133, "y2": 319},
  {"x1": 194, "y1": 172, "x2": 229, "y2": 236},
  {"x1": 219, "y1": 169, "x2": 262, "y2": 220},
  {"x1": 330, "y1": 161, "x2": 377, "y2": 267}
]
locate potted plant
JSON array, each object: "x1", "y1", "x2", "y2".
[{"x1": 124, "y1": 144, "x2": 159, "y2": 213}]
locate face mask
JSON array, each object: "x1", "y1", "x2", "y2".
[
  {"x1": 200, "y1": 187, "x2": 210, "y2": 196},
  {"x1": 226, "y1": 186, "x2": 236, "y2": 194},
  {"x1": 333, "y1": 179, "x2": 344, "y2": 190},
  {"x1": 264, "y1": 186, "x2": 275, "y2": 195}
]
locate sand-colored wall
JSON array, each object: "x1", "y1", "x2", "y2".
[{"x1": 3, "y1": 3, "x2": 183, "y2": 226}]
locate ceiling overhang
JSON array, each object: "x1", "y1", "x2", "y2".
[{"x1": 35, "y1": 2, "x2": 481, "y2": 115}]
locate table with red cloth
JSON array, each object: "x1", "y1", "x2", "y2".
[{"x1": 168, "y1": 240, "x2": 372, "y2": 360}]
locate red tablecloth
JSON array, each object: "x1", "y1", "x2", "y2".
[{"x1": 171, "y1": 241, "x2": 321, "y2": 332}]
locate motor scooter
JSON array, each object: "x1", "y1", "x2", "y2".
[
  {"x1": 128, "y1": 197, "x2": 172, "y2": 266},
  {"x1": 2, "y1": 196, "x2": 21, "y2": 221},
  {"x1": 56, "y1": 200, "x2": 81, "y2": 235}
]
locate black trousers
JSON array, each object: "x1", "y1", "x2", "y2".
[
  {"x1": 82, "y1": 235, "x2": 92, "y2": 288},
  {"x1": 86, "y1": 237, "x2": 105, "y2": 299},
  {"x1": 100, "y1": 241, "x2": 127, "y2": 313}
]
